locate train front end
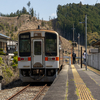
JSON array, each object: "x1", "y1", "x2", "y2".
[{"x1": 18, "y1": 30, "x2": 60, "y2": 82}]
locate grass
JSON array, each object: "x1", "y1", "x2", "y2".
[
  {"x1": 86, "y1": 87, "x2": 94, "y2": 99},
  {"x1": 75, "y1": 88, "x2": 80, "y2": 100},
  {"x1": 65, "y1": 81, "x2": 68, "y2": 100}
]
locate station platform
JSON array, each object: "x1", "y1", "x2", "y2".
[{"x1": 43, "y1": 64, "x2": 100, "y2": 100}]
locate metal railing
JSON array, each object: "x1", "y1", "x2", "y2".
[{"x1": 87, "y1": 53, "x2": 100, "y2": 70}]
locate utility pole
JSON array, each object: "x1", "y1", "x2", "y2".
[
  {"x1": 72, "y1": 23, "x2": 75, "y2": 45},
  {"x1": 81, "y1": 47, "x2": 82, "y2": 68},
  {"x1": 85, "y1": 14, "x2": 87, "y2": 70},
  {"x1": 72, "y1": 24, "x2": 75, "y2": 42},
  {"x1": 78, "y1": 33, "x2": 80, "y2": 64},
  {"x1": 79, "y1": 14, "x2": 87, "y2": 70},
  {"x1": 71, "y1": 23, "x2": 75, "y2": 64}
]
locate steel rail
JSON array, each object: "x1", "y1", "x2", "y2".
[
  {"x1": 33, "y1": 84, "x2": 47, "y2": 100},
  {"x1": 7, "y1": 84, "x2": 30, "y2": 100}
]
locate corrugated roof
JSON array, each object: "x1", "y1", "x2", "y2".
[{"x1": 0, "y1": 33, "x2": 10, "y2": 39}]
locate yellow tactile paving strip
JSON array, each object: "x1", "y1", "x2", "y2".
[{"x1": 71, "y1": 65, "x2": 94, "y2": 100}]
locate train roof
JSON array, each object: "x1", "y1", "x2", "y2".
[{"x1": 19, "y1": 29, "x2": 58, "y2": 35}]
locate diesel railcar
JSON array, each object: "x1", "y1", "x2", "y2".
[{"x1": 18, "y1": 28, "x2": 64, "y2": 82}]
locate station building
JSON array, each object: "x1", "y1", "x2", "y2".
[
  {"x1": 0, "y1": 33, "x2": 10, "y2": 53},
  {"x1": 0, "y1": 33, "x2": 18, "y2": 54}
]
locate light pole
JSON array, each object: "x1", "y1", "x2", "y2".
[{"x1": 79, "y1": 14, "x2": 87, "y2": 70}]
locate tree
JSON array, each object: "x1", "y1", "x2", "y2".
[
  {"x1": 10, "y1": 12, "x2": 14, "y2": 17},
  {"x1": 87, "y1": 32, "x2": 100, "y2": 45},
  {"x1": 56, "y1": 3, "x2": 100, "y2": 45},
  {"x1": 30, "y1": 8, "x2": 34, "y2": 17},
  {"x1": 22, "y1": 7, "x2": 27, "y2": 14},
  {"x1": 41, "y1": 18, "x2": 45, "y2": 26},
  {"x1": 27, "y1": 1, "x2": 31, "y2": 14},
  {"x1": 34, "y1": 10, "x2": 36, "y2": 17},
  {"x1": 15, "y1": 26, "x2": 18, "y2": 31},
  {"x1": 79, "y1": 1, "x2": 82, "y2": 8},
  {"x1": 38, "y1": 13, "x2": 39, "y2": 20},
  {"x1": 6, "y1": 33, "x2": 9, "y2": 36},
  {"x1": 16, "y1": 10, "x2": 20, "y2": 15},
  {"x1": 27, "y1": 1, "x2": 31, "y2": 8}
]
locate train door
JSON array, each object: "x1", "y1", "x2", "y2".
[{"x1": 32, "y1": 39, "x2": 43, "y2": 67}]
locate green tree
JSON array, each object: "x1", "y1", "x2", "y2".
[
  {"x1": 87, "y1": 32, "x2": 100, "y2": 45},
  {"x1": 22, "y1": 7, "x2": 27, "y2": 14},
  {"x1": 27, "y1": 1, "x2": 31, "y2": 14},
  {"x1": 41, "y1": 18, "x2": 45, "y2": 26},
  {"x1": 30, "y1": 8, "x2": 34, "y2": 17},
  {"x1": 56, "y1": 3, "x2": 100, "y2": 45},
  {"x1": 27, "y1": 1, "x2": 31, "y2": 8},
  {"x1": 15, "y1": 26, "x2": 18, "y2": 31}
]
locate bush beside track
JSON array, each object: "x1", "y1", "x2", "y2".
[{"x1": 0, "y1": 52, "x2": 19, "y2": 86}]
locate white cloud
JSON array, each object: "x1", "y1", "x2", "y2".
[{"x1": 51, "y1": 13, "x2": 57, "y2": 18}]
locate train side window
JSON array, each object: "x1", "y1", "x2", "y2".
[
  {"x1": 19, "y1": 32, "x2": 31, "y2": 56},
  {"x1": 45, "y1": 32, "x2": 57, "y2": 56}
]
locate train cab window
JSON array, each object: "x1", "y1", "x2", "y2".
[
  {"x1": 34, "y1": 41, "x2": 41, "y2": 55},
  {"x1": 45, "y1": 32, "x2": 57, "y2": 56},
  {"x1": 19, "y1": 33, "x2": 31, "y2": 56}
]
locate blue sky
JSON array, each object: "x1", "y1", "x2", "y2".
[{"x1": 0, "y1": 0, "x2": 99, "y2": 21}]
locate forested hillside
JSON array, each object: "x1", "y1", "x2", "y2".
[{"x1": 53, "y1": 2, "x2": 100, "y2": 45}]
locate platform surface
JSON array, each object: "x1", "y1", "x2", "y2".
[{"x1": 43, "y1": 64, "x2": 100, "y2": 100}]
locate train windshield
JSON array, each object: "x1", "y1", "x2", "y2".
[
  {"x1": 45, "y1": 32, "x2": 57, "y2": 56},
  {"x1": 19, "y1": 33, "x2": 31, "y2": 56}
]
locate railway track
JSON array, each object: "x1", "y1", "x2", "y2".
[{"x1": 6, "y1": 84, "x2": 48, "y2": 100}]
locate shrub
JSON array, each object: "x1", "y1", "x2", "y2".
[
  {"x1": 14, "y1": 51, "x2": 18, "y2": 57},
  {"x1": 0, "y1": 57, "x2": 3, "y2": 64},
  {"x1": 12, "y1": 56, "x2": 18, "y2": 69},
  {"x1": 12, "y1": 64, "x2": 18, "y2": 69},
  {"x1": 15, "y1": 26, "x2": 18, "y2": 31},
  {"x1": 2, "y1": 66, "x2": 13, "y2": 78},
  {"x1": 0, "y1": 48, "x2": 6, "y2": 55},
  {"x1": 0, "y1": 48, "x2": 3, "y2": 51},
  {"x1": 0, "y1": 51, "x2": 6, "y2": 55},
  {"x1": 13, "y1": 56, "x2": 18, "y2": 64}
]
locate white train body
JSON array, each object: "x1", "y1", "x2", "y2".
[{"x1": 18, "y1": 29, "x2": 63, "y2": 82}]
